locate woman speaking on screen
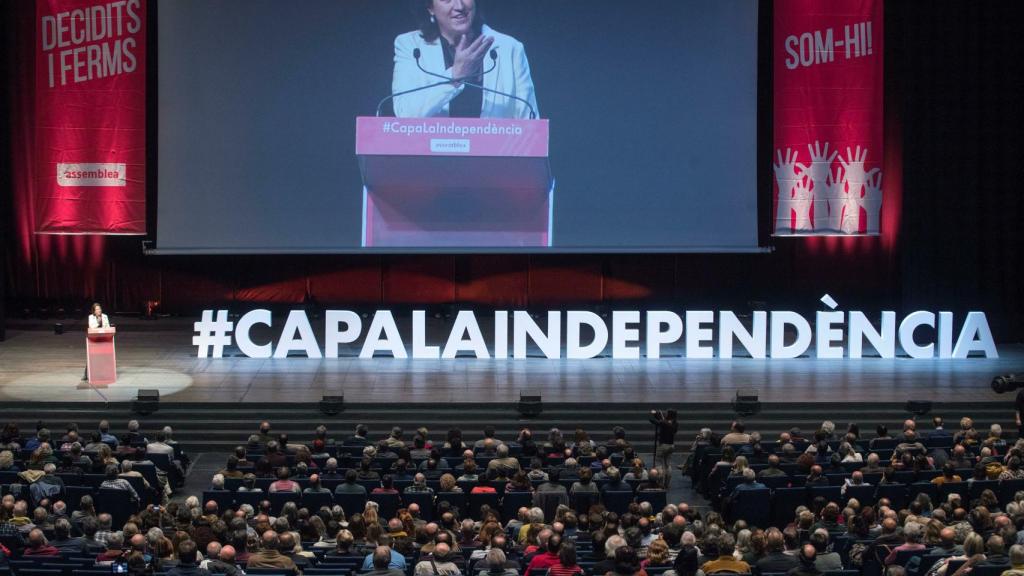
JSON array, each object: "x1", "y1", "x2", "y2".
[{"x1": 392, "y1": 0, "x2": 539, "y2": 119}]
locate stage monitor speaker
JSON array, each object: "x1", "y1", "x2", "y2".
[
  {"x1": 133, "y1": 389, "x2": 160, "y2": 415},
  {"x1": 992, "y1": 374, "x2": 1024, "y2": 394},
  {"x1": 732, "y1": 389, "x2": 761, "y2": 416},
  {"x1": 905, "y1": 400, "x2": 933, "y2": 416},
  {"x1": 518, "y1": 391, "x2": 542, "y2": 417},
  {"x1": 320, "y1": 395, "x2": 344, "y2": 415}
]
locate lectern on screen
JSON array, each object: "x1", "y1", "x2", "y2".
[{"x1": 356, "y1": 117, "x2": 553, "y2": 248}]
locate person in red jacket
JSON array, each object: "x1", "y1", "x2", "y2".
[
  {"x1": 23, "y1": 529, "x2": 61, "y2": 557},
  {"x1": 525, "y1": 534, "x2": 563, "y2": 576}
]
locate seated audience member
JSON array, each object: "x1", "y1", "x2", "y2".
[
  {"x1": 100, "y1": 463, "x2": 140, "y2": 502},
  {"x1": 415, "y1": 542, "x2": 462, "y2": 576},
  {"x1": 268, "y1": 467, "x2": 300, "y2": 493},
  {"x1": 335, "y1": 469, "x2": 368, "y2": 495},
  {"x1": 165, "y1": 540, "x2": 208, "y2": 576},
  {"x1": 981, "y1": 535, "x2": 1010, "y2": 566},
  {"x1": 23, "y1": 528, "x2": 61, "y2": 557},
  {"x1": 788, "y1": 544, "x2": 821, "y2": 576},
  {"x1": 884, "y1": 521, "x2": 926, "y2": 565},
  {"x1": 524, "y1": 534, "x2": 563, "y2": 576},
  {"x1": 245, "y1": 531, "x2": 298, "y2": 571},
  {"x1": 366, "y1": 546, "x2": 405, "y2": 576},
  {"x1": 49, "y1": 518, "x2": 87, "y2": 555},
  {"x1": 362, "y1": 539, "x2": 407, "y2": 572},
  {"x1": 479, "y1": 547, "x2": 521, "y2": 576},
  {"x1": 701, "y1": 534, "x2": 750, "y2": 574},
  {"x1": 607, "y1": 546, "x2": 644, "y2": 576},
  {"x1": 202, "y1": 543, "x2": 243, "y2": 576},
  {"x1": 1002, "y1": 545, "x2": 1024, "y2": 576},
  {"x1": 404, "y1": 473, "x2": 435, "y2": 496},
  {"x1": 757, "y1": 528, "x2": 799, "y2": 573}
]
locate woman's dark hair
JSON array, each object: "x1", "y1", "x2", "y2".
[
  {"x1": 675, "y1": 547, "x2": 699, "y2": 576},
  {"x1": 876, "y1": 424, "x2": 888, "y2": 437},
  {"x1": 612, "y1": 546, "x2": 639, "y2": 575},
  {"x1": 559, "y1": 543, "x2": 578, "y2": 567},
  {"x1": 412, "y1": 0, "x2": 485, "y2": 43}
]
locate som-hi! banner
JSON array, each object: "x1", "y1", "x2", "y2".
[
  {"x1": 773, "y1": 0, "x2": 883, "y2": 236},
  {"x1": 34, "y1": 0, "x2": 146, "y2": 234}
]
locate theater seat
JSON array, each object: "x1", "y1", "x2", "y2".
[{"x1": 730, "y1": 487, "x2": 770, "y2": 528}]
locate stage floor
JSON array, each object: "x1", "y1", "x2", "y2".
[{"x1": 0, "y1": 317, "x2": 1018, "y2": 404}]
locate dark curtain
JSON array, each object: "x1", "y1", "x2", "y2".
[
  {"x1": 0, "y1": 0, "x2": 13, "y2": 340},
  {"x1": 891, "y1": 1, "x2": 1024, "y2": 338}
]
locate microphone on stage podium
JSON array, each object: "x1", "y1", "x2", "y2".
[
  {"x1": 375, "y1": 51, "x2": 500, "y2": 117},
  {"x1": 413, "y1": 48, "x2": 537, "y2": 120}
]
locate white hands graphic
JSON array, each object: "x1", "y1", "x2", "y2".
[
  {"x1": 838, "y1": 146, "x2": 881, "y2": 197},
  {"x1": 773, "y1": 148, "x2": 806, "y2": 234},
  {"x1": 774, "y1": 143, "x2": 883, "y2": 235},
  {"x1": 860, "y1": 171, "x2": 883, "y2": 234},
  {"x1": 806, "y1": 141, "x2": 837, "y2": 231},
  {"x1": 825, "y1": 165, "x2": 846, "y2": 232},
  {"x1": 792, "y1": 176, "x2": 813, "y2": 232}
]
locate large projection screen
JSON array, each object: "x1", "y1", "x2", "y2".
[{"x1": 156, "y1": 0, "x2": 760, "y2": 253}]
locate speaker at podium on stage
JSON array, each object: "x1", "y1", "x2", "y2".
[{"x1": 85, "y1": 302, "x2": 117, "y2": 385}]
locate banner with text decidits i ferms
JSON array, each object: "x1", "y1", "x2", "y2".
[
  {"x1": 773, "y1": 0, "x2": 883, "y2": 236},
  {"x1": 34, "y1": 0, "x2": 146, "y2": 234}
]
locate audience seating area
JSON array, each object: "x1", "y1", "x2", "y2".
[{"x1": 3, "y1": 415, "x2": 1024, "y2": 576}]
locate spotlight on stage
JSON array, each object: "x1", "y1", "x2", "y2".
[
  {"x1": 732, "y1": 389, "x2": 761, "y2": 416},
  {"x1": 518, "y1": 390, "x2": 543, "y2": 417},
  {"x1": 992, "y1": 374, "x2": 1024, "y2": 394},
  {"x1": 320, "y1": 395, "x2": 344, "y2": 415},
  {"x1": 53, "y1": 323, "x2": 64, "y2": 335},
  {"x1": 904, "y1": 400, "x2": 933, "y2": 416},
  {"x1": 133, "y1": 389, "x2": 160, "y2": 415}
]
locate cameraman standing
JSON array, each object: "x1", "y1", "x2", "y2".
[{"x1": 649, "y1": 409, "x2": 678, "y2": 489}]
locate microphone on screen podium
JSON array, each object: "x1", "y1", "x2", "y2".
[
  {"x1": 413, "y1": 47, "x2": 538, "y2": 120},
  {"x1": 375, "y1": 49, "x2": 500, "y2": 117}
]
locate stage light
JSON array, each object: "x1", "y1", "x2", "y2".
[
  {"x1": 904, "y1": 401, "x2": 932, "y2": 416},
  {"x1": 992, "y1": 374, "x2": 1024, "y2": 394},
  {"x1": 732, "y1": 389, "x2": 760, "y2": 416},
  {"x1": 133, "y1": 389, "x2": 160, "y2": 415},
  {"x1": 320, "y1": 394, "x2": 344, "y2": 415},
  {"x1": 518, "y1": 390, "x2": 542, "y2": 417},
  {"x1": 53, "y1": 323, "x2": 64, "y2": 335}
]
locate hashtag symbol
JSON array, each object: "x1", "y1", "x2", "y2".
[
  {"x1": 383, "y1": 122, "x2": 391, "y2": 133},
  {"x1": 193, "y1": 310, "x2": 234, "y2": 358}
]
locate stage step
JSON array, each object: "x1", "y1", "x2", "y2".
[{"x1": 0, "y1": 401, "x2": 1014, "y2": 455}]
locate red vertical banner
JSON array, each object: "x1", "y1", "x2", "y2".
[
  {"x1": 34, "y1": 0, "x2": 146, "y2": 234},
  {"x1": 773, "y1": 0, "x2": 883, "y2": 236}
]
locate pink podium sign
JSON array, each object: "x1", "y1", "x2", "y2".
[
  {"x1": 356, "y1": 117, "x2": 553, "y2": 248},
  {"x1": 356, "y1": 116, "x2": 549, "y2": 158}
]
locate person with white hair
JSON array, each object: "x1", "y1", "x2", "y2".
[
  {"x1": 146, "y1": 429, "x2": 175, "y2": 456},
  {"x1": 729, "y1": 468, "x2": 766, "y2": 501},
  {"x1": 884, "y1": 522, "x2": 926, "y2": 564},
  {"x1": 29, "y1": 462, "x2": 66, "y2": 503},
  {"x1": 592, "y1": 535, "x2": 627, "y2": 576}
]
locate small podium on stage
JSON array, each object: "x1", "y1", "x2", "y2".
[
  {"x1": 356, "y1": 116, "x2": 554, "y2": 248},
  {"x1": 86, "y1": 327, "x2": 117, "y2": 385}
]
